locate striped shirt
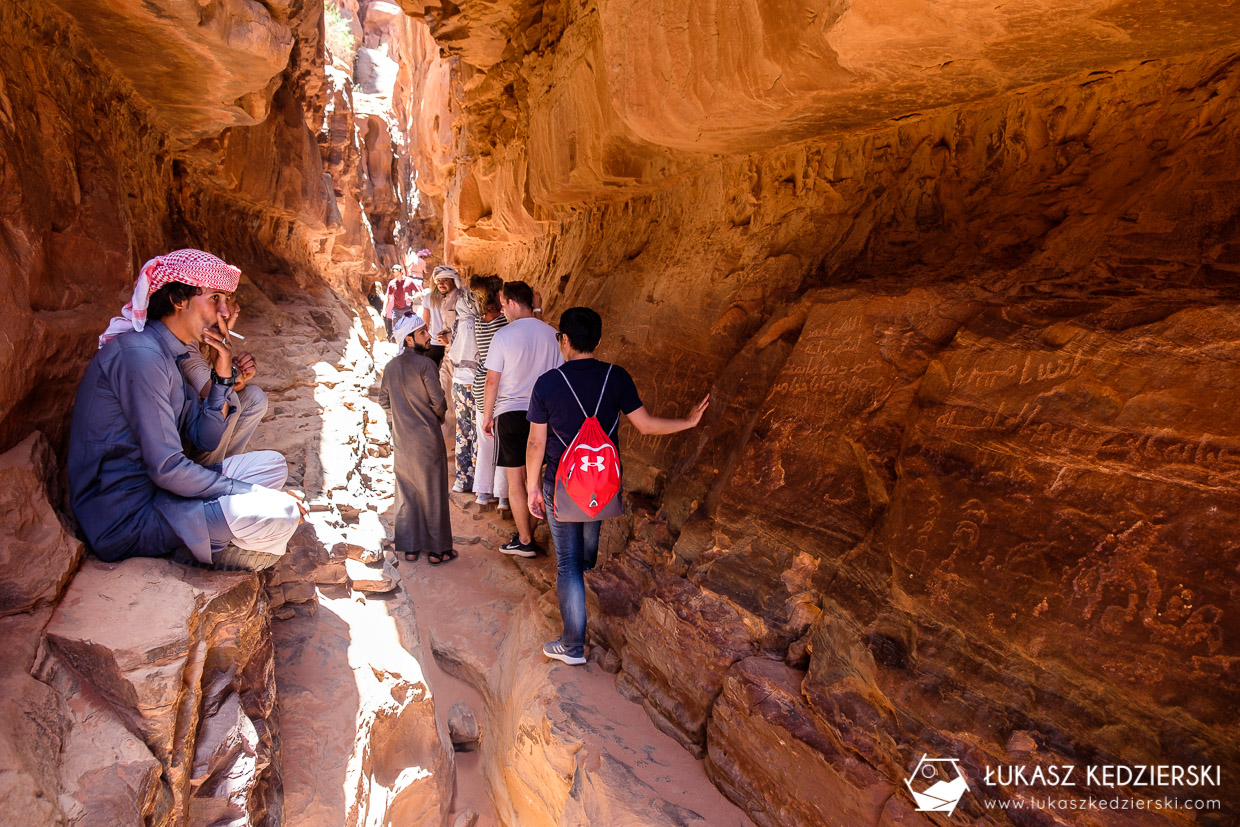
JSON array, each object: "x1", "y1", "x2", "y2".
[{"x1": 472, "y1": 315, "x2": 508, "y2": 407}]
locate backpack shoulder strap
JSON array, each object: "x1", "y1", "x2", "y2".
[
  {"x1": 558, "y1": 367, "x2": 589, "y2": 417},
  {"x1": 551, "y1": 367, "x2": 587, "y2": 447},
  {"x1": 593, "y1": 364, "x2": 613, "y2": 417}
]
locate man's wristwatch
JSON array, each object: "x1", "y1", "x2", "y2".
[{"x1": 211, "y1": 366, "x2": 239, "y2": 386}]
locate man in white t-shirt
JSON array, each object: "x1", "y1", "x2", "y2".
[{"x1": 483, "y1": 280, "x2": 563, "y2": 556}]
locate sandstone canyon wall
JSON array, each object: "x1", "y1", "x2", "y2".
[
  {"x1": 405, "y1": 1, "x2": 1240, "y2": 823},
  {"x1": 0, "y1": 0, "x2": 446, "y2": 822},
  {"x1": 0, "y1": 0, "x2": 430, "y2": 453}
]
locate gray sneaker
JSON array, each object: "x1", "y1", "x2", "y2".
[{"x1": 542, "y1": 639, "x2": 586, "y2": 665}]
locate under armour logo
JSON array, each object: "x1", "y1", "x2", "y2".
[{"x1": 580, "y1": 455, "x2": 606, "y2": 472}]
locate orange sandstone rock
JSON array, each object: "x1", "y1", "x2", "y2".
[
  {"x1": 0, "y1": 432, "x2": 83, "y2": 618},
  {"x1": 35, "y1": 559, "x2": 278, "y2": 824}
]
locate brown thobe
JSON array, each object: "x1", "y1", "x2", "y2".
[{"x1": 378, "y1": 348, "x2": 452, "y2": 554}]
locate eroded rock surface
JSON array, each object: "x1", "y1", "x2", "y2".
[
  {"x1": 233, "y1": 275, "x2": 456, "y2": 826},
  {"x1": 0, "y1": 432, "x2": 82, "y2": 618},
  {"x1": 273, "y1": 587, "x2": 453, "y2": 827},
  {"x1": 400, "y1": 497, "x2": 753, "y2": 826},
  {"x1": 36, "y1": 558, "x2": 278, "y2": 825},
  {"x1": 44, "y1": 0, "x2": 294, "y2": 144},
  {"x1": 0, "y1": 0, "x2": 454, "y2": 823},
  {"x1": 0, "y1": 0, "x2": 420, "y2": 451},
  {"x1": 0, "y1": 608, "x2": 75, "y2": 826},
  {"x1": 419, "y1": 0, "x2": 1240, "y2": 153}
]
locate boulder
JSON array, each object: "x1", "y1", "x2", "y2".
[
  {"x1": 35, "y1": 558, "x2": 278, "y2": 824},
  {"x1": 335, "y1": 540, "x2": 383, "y2": 564},
  {"x1": 266, "y1": 523, "x2": 348, "y2": 607},
  {"x1": 0, "y1": 432, "x2": 83, "y2": 617},
  {"x1": 447, "y1": 701, "x2": 479, "y2": 752}
]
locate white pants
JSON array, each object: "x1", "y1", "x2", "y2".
[
  {"x1": 472, "y1": 408, "x2": 509, "y2": 500},
  {"x1": 201, "y1": 451, "x2": 300, "y2": 566}
]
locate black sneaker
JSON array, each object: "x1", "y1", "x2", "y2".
[{"x1": 500, "y1": 533, "x2": 540, "y2": 557}]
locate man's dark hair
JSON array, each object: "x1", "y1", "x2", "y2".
[
  {"x1": 149, "y1": 281, "x2": 202, "y2": 320},
  {"x1": 501, "y1": 280, "x2": 534, "y2": 309},
  {"x1": 559, "y1": 306, "x2": 602, "y2": 353}
]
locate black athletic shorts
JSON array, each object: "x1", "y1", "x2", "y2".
[{"x1": 495, "y1": 410, "x2": 531, "y2": 468}]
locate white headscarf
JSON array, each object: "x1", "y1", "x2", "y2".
[
  {"x1": 431, "y1": 265, "x2": 460, "y2": 285},
  {"x1": 393, "y1": 313, "x2": 427, "y2": 354}
]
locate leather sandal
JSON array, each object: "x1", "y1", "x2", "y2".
[{"x1": 427, "y1": 549, "x2": 459, "y2": 565}]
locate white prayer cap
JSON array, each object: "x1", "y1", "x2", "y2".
[{"x1": 394, "y1": 313, "x2": 427, "y2": 353}]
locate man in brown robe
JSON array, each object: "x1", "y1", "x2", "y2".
[{"x1": 378, "y1": 314, "x2": 457, "y2": 564}]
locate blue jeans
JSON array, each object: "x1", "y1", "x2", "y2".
[{"x1": 544, "y1": 480, "x2": 601, "y2": 657}]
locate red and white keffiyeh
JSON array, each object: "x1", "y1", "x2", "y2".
[{"x1": 98, "y1": 249, "x2": 241, "y2": 348}]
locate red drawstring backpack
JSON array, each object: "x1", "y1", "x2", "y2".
[{"x1": 552, "y1": 366, "x2": 624, "y2": 521}]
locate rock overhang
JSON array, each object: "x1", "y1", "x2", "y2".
[{"x1": 45, "y1": 0, "x2": 295, "y2": 147}]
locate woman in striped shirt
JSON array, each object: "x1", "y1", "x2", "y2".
[{"x1": 469, "y1": 275, "x2": 510, "y2": 508}]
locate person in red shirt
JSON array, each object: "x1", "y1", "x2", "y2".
[{"x1": 381, "y1": 263, "x2": 419, "y2": 340}]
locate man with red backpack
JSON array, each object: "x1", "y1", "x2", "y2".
[{"x1": 525, "y1": 307, "x2": 709, "y2": 665}]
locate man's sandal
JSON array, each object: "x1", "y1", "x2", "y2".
[
  {"x1": 403, "y1": 550, "x2": 420, "y2": 562},
  {"x1": 427, "y1": 549, "x2": 459, "y2": 565}
]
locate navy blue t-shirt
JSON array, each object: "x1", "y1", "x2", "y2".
[{"x1": 527, "y1": 359, "x2": 643, "y2": 487}]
